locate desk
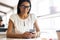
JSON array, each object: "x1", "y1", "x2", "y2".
[
  {"x1": 0, "y1": 32, "x2": 46, "y2": 40},
  {"x1": 0, "y1": 33, "x2": 41, "y2": 40},
  {"x1": 0, "y1": 32, "x2": 41, "y2": 40},
  {"x1": 0, "y1": 37, "x2": 48, "y2": 40}
]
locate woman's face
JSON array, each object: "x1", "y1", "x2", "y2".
[{"x1": 20, "y1": 2, "x2": 30, "y2": 14}]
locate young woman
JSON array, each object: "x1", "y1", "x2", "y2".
[{"x1": 7, "y1": 0, "x2": 40, "y2": 38}]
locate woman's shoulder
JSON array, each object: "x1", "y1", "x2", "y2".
[
  {"x1": 29, "y1": 13, "x2": 35, "y2": 16},
  {"x1": 10, "y1": 14, "x2": 18, "y2": 22},
  {"x1": 30, "y1": 13, "x2": 37, "y2": 19},
  {"x1": 29, "y1": 13, "x2": 36, "y2": 18},
  {"x1": 10, "y1": 14, "x2": 18, "y2": 19}
]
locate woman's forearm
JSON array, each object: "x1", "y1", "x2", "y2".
[{"x1": 7, "y1": 33, "x2": 23, "y2": 38}]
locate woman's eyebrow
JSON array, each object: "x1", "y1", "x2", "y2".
[{"x1": 21, "y1": 5, "x2": 30, "y2": 6}]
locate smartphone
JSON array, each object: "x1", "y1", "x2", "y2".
[{"x1": 29, "y1": 29, "x2": 36, "y2": 34}]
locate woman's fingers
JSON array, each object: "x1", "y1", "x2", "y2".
[{"x1": 23, "y1": 32, "x2": 36, "y2": 38}]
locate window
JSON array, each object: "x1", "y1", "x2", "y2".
[{"x1": 31, "y1": 0, "x2": 60, "y2": 39}]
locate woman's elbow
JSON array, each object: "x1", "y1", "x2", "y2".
[
  {"x1": 6, "y1": 32, "x2": 13, "y2": 38},
  {"x1": 6, "y1": 32, "x2": 10, "y2": 38}
]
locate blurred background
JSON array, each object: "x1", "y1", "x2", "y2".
[{"x1": 0, "y1": 0, "x2": 60, "y2": 40}]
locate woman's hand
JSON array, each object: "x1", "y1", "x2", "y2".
[
  {"x1": 30, "y1": 32, "x2": 37, "y2": 38},
  {"x1": 22, "y1": 32, "x2": 33, "y2": 38}
]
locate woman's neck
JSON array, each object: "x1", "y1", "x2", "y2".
[{"x1": 18, "y1": 13, "x2": 28, "y2": 19}]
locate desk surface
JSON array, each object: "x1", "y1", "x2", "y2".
[
  {"x1": 0, "y1": 31, "x2": 58, "y2": 40},
  {"x1": 0, "y1": 32, "x2": 41, "y2": 40},
  {"x1": 0, "y1": 37, "x2": 41, "y2": 40}
]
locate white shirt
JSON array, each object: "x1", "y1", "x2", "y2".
[{"x1": 10, "y1": 14, "x2": 37, "y2": 34}]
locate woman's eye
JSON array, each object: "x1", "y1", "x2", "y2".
[{"x1": 22, "y1": 6, "x2": 25, "y2": 8}]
